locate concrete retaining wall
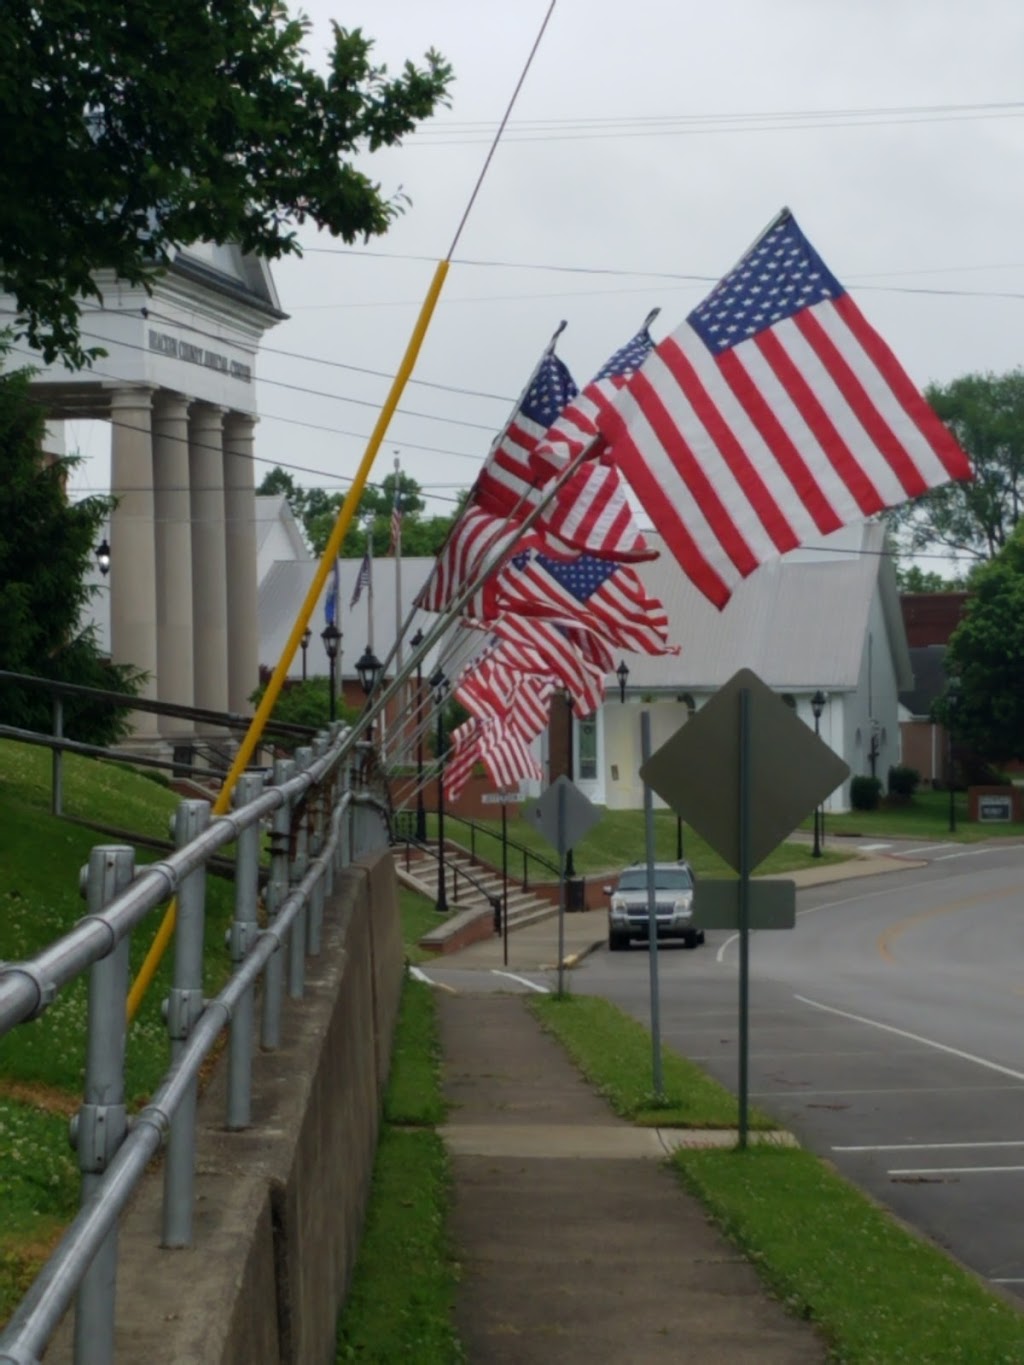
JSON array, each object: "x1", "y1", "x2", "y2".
[{"x1": 49, "y1": 847, "x2": 403, "y2": 1364}]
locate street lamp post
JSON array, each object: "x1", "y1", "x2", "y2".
[
  {"x1": 320, "y1": 623, "x2": 341, "y2": 722},
  {"x1": 300, "y1": 627, "x2": 311, "y2": 682},
  {"x1": 947, "y1": 675, "x2": 961, "y2": 833},
  {"x1": 356, "y1": 645, "x2": 382, "y2": 700},
  {"x1": 811, "y1": 690, "x2": 828, "y2": 858},
  {"x1": 431, "y1": 669, "x2": 449, "y2": 913},
  {"x1": 96, "y1": 539, "x2": 111, "y2": 577},
  {"x1": 411, "y1": 628, "x2": 427, "y2": 840},
  {"x1": 563, "y1": 691, "x2": 576, "y2": 881}
]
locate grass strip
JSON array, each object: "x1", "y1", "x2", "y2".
[
  {"x1": 530, "y1": 993, "x2": 773, "y2": 1129},
  {"x1": 673, "y1": 1145, "x2": 1024, "y2": 1363},
  {"x1": 532, "y1": 991, "x2": 1024, "y2": 1360},
  {"x1": 336, "y1": 976, "x2": 463, "y2": 1363}
]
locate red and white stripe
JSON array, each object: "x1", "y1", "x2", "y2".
[{"x1": 602, "y1": 295, "x2": 972, "y2": 608}]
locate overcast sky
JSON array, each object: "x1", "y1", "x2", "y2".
[{"x1": 68, "y1": 0, "x2": 1024, "y2": 554}]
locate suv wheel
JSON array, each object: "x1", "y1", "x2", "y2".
[{"x1": 608, "y1": 932, "x2": 629, "y2": 952}]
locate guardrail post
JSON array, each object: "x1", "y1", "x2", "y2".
[
  {"x1": 162, "y1": 799, "x2": 210, "y2": 1247},
  {"x1": 289, "y1": 747, "x2": 313, "y2": 999},
  {"x1": 51, "y1": 697, "x2": 64, "y2": 817},
  {"x1": 261, "y1": 757, "x2": 295, "y2": 1051},
  {"x1": 227, "y1": 771, "x2": 264, "y2": 1130},
  {"x1": 71, "y1": 845, "x2": 134, "y2": 1365},
  {"x1": 307, "y1": 736, "x2": 327, "y2": 956}
]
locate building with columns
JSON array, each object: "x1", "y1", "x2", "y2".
[{"x1": 19, "y1": 243, "x2": 285, "y2": 745}]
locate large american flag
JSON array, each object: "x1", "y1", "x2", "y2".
[
  {"x1": 481, "y1": 614, "x2": 606, "y2": 717},
  {"x1": 600, "y1": 209, "x2": 973, "y2": 608}
]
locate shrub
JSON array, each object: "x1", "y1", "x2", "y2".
[
  {"x1": 851, "y1": 775, "x2": 883, "y2": 810},
  {"x1": 887, "y1": 765, "x2": 920, "y2": 798}
]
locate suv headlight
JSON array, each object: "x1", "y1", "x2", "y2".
[
  {"x1": 672, "y1": 893, "x2": 693, "y2": 921},
  {"x1": 609, "y1": 895, "x2": 627, "y2": 921}
]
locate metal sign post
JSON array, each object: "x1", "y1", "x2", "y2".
[
  {"x1": 640, "y1": 711, "x2": 664, "y2": 1097},
  {"x1": 501, "y1": 800, "x2": 509, "y2": 966},
  {"x1": 556, "y1": 781, "x2": 567, "y2": 997},
  {"x1": 737, "y1": 687, "x2": 752, "y2": 1149}
]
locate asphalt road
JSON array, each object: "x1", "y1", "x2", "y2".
[{"x1": 577, "y1": 838, "x2": 1024, "y2": 1298}]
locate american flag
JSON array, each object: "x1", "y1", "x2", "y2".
[
  {"x1": 389, "y1": 491, "x2": 402, "y2": 555},
  {"x1": 488, "y1": 551, "x2": 678, "y2": 657},
  {"x1": 600, "y1": 209, "x2": 973, "y2": 608},
  {"x1": 350, "y1": 552, "x2": 371, "y2": 607},
  {"x1": 415, "y1": 506, "x2": 536, "y2": 613},
  {"x1": 481, "y1": 614, "x2": 606, "y2": 717},
  {"x1": 474, "y1": 346, "x2": 578, "y2": 519},
  {"x1": 443, "y1": 714, "x2": 542, "y2": 801},
  {"x1": 527, "y1": 323, "x2": 659, "y2": 560}
]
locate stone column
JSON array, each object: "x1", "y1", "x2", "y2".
[
  {"x1": 152, "y1": 391, "x2": 194, "y2": 734},
  {"x1": 223, "y1": 412, "x2": 260, "y2": 715},
  {"x1": 189, "y1": 403, "x2": 229, "y2": 716},
  {"x1": 109, "y1": 387, "x2": 158, "y2": 736}
]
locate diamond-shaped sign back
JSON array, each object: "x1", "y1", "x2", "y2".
[{"x1": 640, "y1": 668, "x2": 849, "y2": 873}]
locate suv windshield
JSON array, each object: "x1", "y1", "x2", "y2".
[{"x1": 616, "y1": 867, "x2": 693, "y2": 892}]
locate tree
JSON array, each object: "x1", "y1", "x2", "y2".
[
  {"x1": 256, "y1": 466, "x2": 461, "y2": 557},
  {"x1": 942, "y1": 527, "x2": 1024, "y2": 762},
  {"x1": 0, "y1": 4, "x2": 452, "y2": 367},
  {"x1": 886, "y1": 370, "x2": 1024, "y2": 567},
  {"x1": 0, "y1": 346, "x2": 143, "y2": 741},
  {"x1": 894, "y1": 563, "x2": 966, "y2": 593}
]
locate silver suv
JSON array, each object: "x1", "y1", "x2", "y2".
[{"x1": 605, "y1": 861, "x2": 704, "y2": 952}]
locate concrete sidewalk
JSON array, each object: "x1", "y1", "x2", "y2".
[
  {"x1": 438, "y1": 993, "x2": 826, "y2": 1363},
  {"x1": 434, "y1": 851, "x2": 917, "y2": 1361}
]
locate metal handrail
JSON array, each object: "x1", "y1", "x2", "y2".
[
  {"x1": 0, "y1": 669, "x2": 319, "y2": 740},
  {"x1": 0, "y1": 725, "x2": 386, "y2": 1364},
  {"x1": 396, "y1": 834, "x2": 502, "y2": 933},
  {"x1": 394, "y1": 807, "x2": 561, "y2": 890}
]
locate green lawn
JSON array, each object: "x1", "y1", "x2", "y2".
[
  {"x1": 336, "y1": 964, "x2": 462, "y2": 1363},
  {"x1": 826, "y1": 787, "x2": 1024, "y2": 842},
  {"x1": 0, "y1": 741, "x2": 236, "y2": 1326},
  {"x1": 419, "y1": 806, "x2": 849, "y2": 880}
]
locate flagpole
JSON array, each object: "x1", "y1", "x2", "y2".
[
  {"x1": 366, "y1": 526, "x2": 374, "y2": 655},
  {"x1": 394, "y1": 452, "x2": 403, "y2": 674}
]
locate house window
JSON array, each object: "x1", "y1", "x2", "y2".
[{"x1": 578, "y1": 715, "x2": 598, "y2": 780}]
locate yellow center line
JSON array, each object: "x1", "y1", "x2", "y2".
[{"x1": 877, "y1": 884, "x2": 1023, "y2": 964}]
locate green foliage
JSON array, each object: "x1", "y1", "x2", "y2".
[
  {"x1": 944, "y1": 528, "x2": 1024, "y2": 761},
  {"x1": 850, "y1": 775, "x2": 883, "y2": 810},
  {"x1": 256, "y1": 466, "x2": 460, "y2": 558},
  {"x1": 0, "y1": 350, "x2": 143, "y2": 742},
  {"x1": 0, "y1": 3, "x2": 452, "y2": 367},
  {"x1": 894, "y1": 562, "x2": 965, "y2": 592},
  {"x1": 887, "y1": 369, "x2": 1024, "y2": 565},
  {"x1": 248, "y1": 678, "x2": 357, "y2": 747},
  {"x1": 886, "y1": 764, "x2": 920, "y2": 797}
]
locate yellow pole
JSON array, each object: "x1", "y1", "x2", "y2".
[{"x1": 126, "y1": 260, "x2": 450, "y2": 1021}]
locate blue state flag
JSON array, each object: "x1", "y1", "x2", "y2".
[{"x1": 324, "y1": 559, "x2": 340, "y2": 626}]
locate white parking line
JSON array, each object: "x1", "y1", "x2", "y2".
[
  {"x1": 836, "y1": 1140, "x2": 1024, "y2": 1153},
  {"x1": 408, "y1": 965, "x2": 457, "y2": 993},
  {"x1": 794, "y1": 994, "x2": 1024, "y2": 1084},
  {"x1": 491, "y1": 969, "x2": 549, "y2": 993},
  {"x1": 890, "y1": 1165, "x2": 1024, "y2": 1176},
  {"x1": 992, "y1": 1278, "x2": 1024, "y2": 1284},
  {"x1": 854, "y1": 842, "x2": 892, "y2": 852}
]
